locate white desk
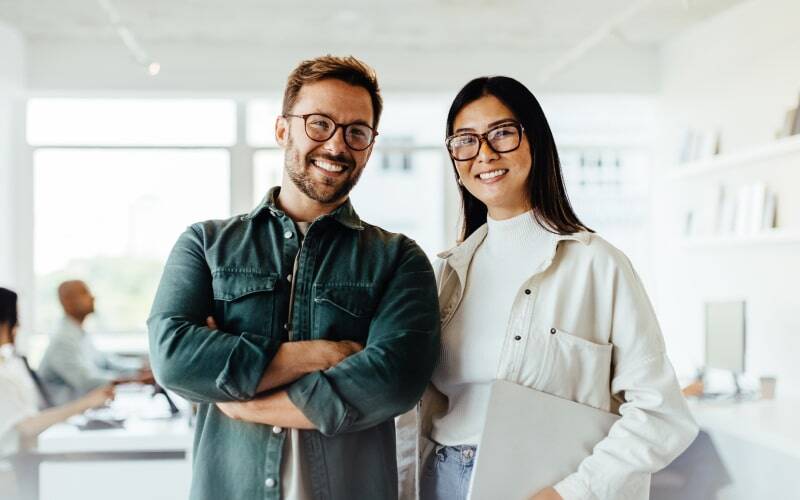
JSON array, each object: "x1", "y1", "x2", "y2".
[
  {"x1": 687, "y1": 398, "x2": 800, "y2": 499},
  {"x1": 16, "y1": 390, "x2": 193, "y2": 500},
  {"x1": 689, "y1": 398, "x2": 800, "y2": 459}
]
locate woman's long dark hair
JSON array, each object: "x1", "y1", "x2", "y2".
[
  {"x1": 447, "y1": 76, "x2": 593, "y2": 240},
  {"x1": 0, "y1": 287, "x2": 18, "y2": 329}
]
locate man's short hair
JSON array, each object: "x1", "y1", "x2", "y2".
[{"x1": 282, "y1": 55, "x2": 383, "y2": 128}]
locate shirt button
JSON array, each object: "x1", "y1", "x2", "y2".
[
  {"x1": 272, "y1": 426, "x2": 283, "y2": 434},
  {"x1": 286, "y1": 274, "x2": 293, "y2": 283},
  {"x1": 514, "y1": 335, "x2": 522, "y2": 341},
  {"x1": 265, "y1": 478, "x2": 276, "y2": 488},
  {"x1": 283, "y1": 323, "x2": 289, "y2": 331},
  {"x1": 550, "y1": 328, "x2": 557, "y2": 335},
  {"x1": 284, "y1": 231, "x2": 293, "y2": 239},
  {"x1": 524, "y1": 289, "x2": 531, "y2": 295}
]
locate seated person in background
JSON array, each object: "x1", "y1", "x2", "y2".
[
  {"x1": 38, "y1": 280, "x2": 153, "y2": 405},
  {"x1": 1, "y1": 287, "x2": 115, "y2": 498}
]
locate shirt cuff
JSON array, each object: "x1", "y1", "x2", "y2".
[
  {"x1": 554, "y1": 472, "x2": 597, "y2": 500},
  {"x1": 286, "y1": 371, "x2": 359, "y2": 436},
  {"x1": 214, "y1": 331, "x2": 281, "y2": 400}
]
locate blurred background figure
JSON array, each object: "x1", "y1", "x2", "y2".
[
  {"x1": 37, "y1": 281, "x2": 152, "y2": 406},
  {"x1": 0, "y1": 287, "x2": 115, "y2": 500}
]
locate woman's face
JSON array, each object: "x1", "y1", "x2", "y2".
[
  {"x1": 450, "y1": 95, "x2": 532, "y2": 219},
  {"x1": 0, "y1": 322, "x2": 16, "y2": 346}
]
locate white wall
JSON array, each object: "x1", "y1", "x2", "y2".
[
  {"x1": 0, "y1": 20, "x2": 33, "y2": 351},
  {"x1": 652, "y1": 0, "x2": 800, "y2": 396},
  {"x1": 0, "y1": 20, "x2": 26, "y2": 287}
]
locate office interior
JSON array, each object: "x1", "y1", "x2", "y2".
[{"x1": 1, "y1": 0, "x2": 799, "y2": 498}]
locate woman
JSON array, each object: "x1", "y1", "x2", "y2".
[
  {"x1": 0, "y1": 287, "x2": 114, "y2": 498},
  {"x1": 397, "y1": 77, "x2": 697, "y2": 500}
]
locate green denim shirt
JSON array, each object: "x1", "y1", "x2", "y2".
[{"x1": 147, "y1": 187, "x2": 440, "y2": 500}]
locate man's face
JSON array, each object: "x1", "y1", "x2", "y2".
[{"x1": 275, "y1": 79, "x2": 375, "y2": 204}]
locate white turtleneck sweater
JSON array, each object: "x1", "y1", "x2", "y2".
[{"x1": 431, "y1": 210, "x2": 555, "y2": 446}]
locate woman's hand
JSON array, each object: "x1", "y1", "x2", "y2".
[
  {"x1": 82, "y1": 384, "x2": 116, "y2": 410},
  {"x1": 529, "y1": 487, "x2": 563, "y2": 500}
]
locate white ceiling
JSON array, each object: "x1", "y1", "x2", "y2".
[
  {"x1": 0, "y1": 0, "x2": 746, "y2": 92},
  {"x1": 0, "y1": 0, "x2": 744, "y2": 47}
]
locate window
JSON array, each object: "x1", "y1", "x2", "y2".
[{"x1": 28, "y1": 99, "x2": 234, "y2": 340}]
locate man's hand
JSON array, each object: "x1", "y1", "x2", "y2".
[
  {"x1": 205, "y1": 315, "x2": 363, "y2": 393},
  {"x1": 529, "y1": 487, "x2": 563, "y2": 500},
  {"x1": 312, "y1": 339, "x2": 363, "y2": 370},
  {"x1": 217, "y1": 390, "x2": 315, "y2": 429}
]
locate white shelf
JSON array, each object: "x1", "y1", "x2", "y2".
[
  {"x1": 666, "y1": 134, "x2": 800, "y2": 181},
  {"x1": 681, "y1": 229, "x2": 800, "y2": 249}
]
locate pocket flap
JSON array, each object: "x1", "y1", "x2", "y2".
[
  {"x1": 212, "y1": 270, "x2": 278, "y2": 301},
  {"x1": 314, "y1": 285, "x2": 375, "y2": 318}
]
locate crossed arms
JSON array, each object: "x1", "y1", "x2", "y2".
[{"x1": 147, "y1": 226, "x2": 440, "y2": 435}]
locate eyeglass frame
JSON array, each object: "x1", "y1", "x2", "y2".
[
  {"x1": 445, "y1": 121, "x2": 525, "y2": 161},
  {"x1": 283, "y1": 113, "x2": 379, "y2": 151}
]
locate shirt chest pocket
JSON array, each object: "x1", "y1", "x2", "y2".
[
  {"x1": 212, "y1": 270, "x2": 278, "y2": 337},
  {"x1": 312, "y1": 283, "x2": 376, "y2": 342},
  {"x1": 532, "y1": 327, "x2": 613, "y2": 411}
]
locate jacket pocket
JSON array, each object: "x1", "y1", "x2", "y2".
[
  {"x1": 535, "y1": 327, "x2": 613, "y2": 411},
  {"x1": 212, "y1": 269, "x2": 278, "y2": 337},
  {"x1": 312, "y1": 283, "x2": 376, "y2": 341}
]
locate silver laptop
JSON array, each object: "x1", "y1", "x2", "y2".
[{"x1": 468, "y1": 380, "x2": 619, "y2": 500}]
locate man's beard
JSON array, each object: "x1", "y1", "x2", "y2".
[{"x1": 284, "y1": 134, "x2": 363, "y2": 204}]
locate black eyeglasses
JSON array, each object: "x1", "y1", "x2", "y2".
[
  {"x1": 445, "y1": 121, "x2": 524, "y2": 161},
  {"x1": 284, "y1": 113, "x2": 378, "y2": 151}
]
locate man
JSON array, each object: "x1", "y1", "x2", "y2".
[
  {"x1": 148, "y1": 55, "x2": 440, "y2": 500},
  {"x1": 38, "y1": 280, "x2": 152, "y2": 405}
]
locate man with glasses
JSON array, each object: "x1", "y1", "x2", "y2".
[{"x1": 148, "y1": 56, "x2": 440, "y2": 500}]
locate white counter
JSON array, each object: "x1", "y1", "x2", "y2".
[{"x1": 688, "y1": 398, "x2": 800, "y2": 459}]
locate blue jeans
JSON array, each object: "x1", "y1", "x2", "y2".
[{"x1": 420, "y1": 444, "x2": 477, "y2": 500}]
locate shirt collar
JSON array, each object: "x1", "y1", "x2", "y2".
[
  {"x1": 437, "y1": 222, "x2": 592, "y2": 265},
  {"x1": 244, "y1": 186, "x2": 364, "y2": 231}
]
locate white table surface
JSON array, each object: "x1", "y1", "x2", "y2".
[
  {"x1": 688, "y1": 398, "x2": 800, "y2": 459},
  {"x1": 36, "y1": 388, "x2": 193, "y2": 455}
]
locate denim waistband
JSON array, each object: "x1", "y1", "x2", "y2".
[{"x1": 433, "y1": 443, "x2": 478, "y2": 466}]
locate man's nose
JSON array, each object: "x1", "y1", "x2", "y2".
[{"x1": 322, "y1": 126, "x2": 349, "y2": 156}]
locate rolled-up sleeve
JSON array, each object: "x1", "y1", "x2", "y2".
[
  {"x1": 147, "y1": 225, "x2": 282, "y2": 403},
  {"x1": 286, "y1": 239, "x2": 441, "y2": 436}
]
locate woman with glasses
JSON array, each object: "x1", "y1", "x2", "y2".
[
  {"x1": 399, "y1": 77, "x2": 697, "y2": 500},
  {"x1": 0, "y1": 287, "x2": 114, "y2": 499}
]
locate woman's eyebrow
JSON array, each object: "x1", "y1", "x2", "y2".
[{"x1": 454, "y1": 118, "x2": 516, "y2": 134}]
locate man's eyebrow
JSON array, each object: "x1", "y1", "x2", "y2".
[
  {"x1": 301, "y1": 110, "x2": 372, "y2": 127},
  {"x1": 454, "y1": 118, "x2": 516, "y2": 134}
]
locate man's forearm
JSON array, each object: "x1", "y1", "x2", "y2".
[
  {"x1": 255, "y1": 339, "x2": 360, "y2": 393},
  {"x1": 255, "y1": 341, "x2": 326, "y2": 393},
  {"x1": 217, "y1": 390, "x2": 315, "y2": 429}
]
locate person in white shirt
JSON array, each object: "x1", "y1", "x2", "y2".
[
  {"x1": 397, "y1": 76, "x2": 698, "y2": 500},
  {"x1": 0, "y1": 287, "x2": 114, "y2": 499},
  {"x1": 37, "y1": 280, "x2": 152, "y2": 405}
]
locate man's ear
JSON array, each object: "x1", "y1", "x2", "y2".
[{"x1": 275, "y1": 116, "x2": 289, "y2": 147}]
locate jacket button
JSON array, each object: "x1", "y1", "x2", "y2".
[
  {"x1": 265, "y1": 478, "x2": 276, "y2": 488},
  {"x1": 524, "y1": 289, "x2": 531, "y2": 295},
  {"x1": 514, "y1": 335, "x2": 522, "y2": 341},
  {"x1": 272, "y1": 426, "x2": 283, "y2": 434},
  {"x1": 550, "y1": 328, "x2": 557, "y2": 335},
  {"x1": 286, "y1": 274, "x2": 293, "y2": 283},
  {"x1": 284, "y1": 231, "x2": 293, "y2": 239},
  {"x1": 283, "y1": 323, "x2": 289, "y2": 330}
]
